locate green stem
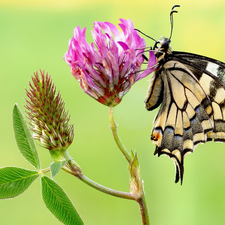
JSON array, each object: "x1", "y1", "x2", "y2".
[
  {"x1": 38, "y1": 167, "x2": 50, "y2": 176},
  {"x1": 138, "y1": 196, "x2": 150, "y2": 225},
  {"x1": 108, "y1": 106, "x2": 132, "y2": 164},
  {"x1": 77, "y1": 174, "x2": 135, "y2": 200},
  {"x1": 109, "y1": 106, "x2": 150, "y2": 225},
  {"x1": 62, "y1": 159, "x2": 135, "y2": 200}
]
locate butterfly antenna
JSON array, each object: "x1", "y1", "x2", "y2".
[
  {"x1": 169, "y1": 5, "x2": 180, "y2": 41},
  {"x1": 134, "y1": 28, "x2": 157, "y2": 43}
]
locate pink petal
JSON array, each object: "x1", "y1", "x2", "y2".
[
  {"x1": 137, "y1": 51, "x2": 158, "y2": 80},
  {"x1": 117, "y1": 41, "x2": 129, "y2": 51}
]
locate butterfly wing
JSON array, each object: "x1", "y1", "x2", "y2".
[
  {"x1": 146, "y1": 54, "x2": 225, "y2": 183},
  {"x1": 173, "y1": 52, "x2": 225, "y2": 142},
  {"x1": 172, "y1": 51, "x2": 225, "y2": 84}
]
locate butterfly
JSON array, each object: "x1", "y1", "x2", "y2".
[{"x1": 141, "y1": 5, "x2": 225, "y2": 184}]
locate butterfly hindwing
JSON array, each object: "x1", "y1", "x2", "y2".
[{"x1": 146, "y1": 56, "x2": 225, "y2": 183}]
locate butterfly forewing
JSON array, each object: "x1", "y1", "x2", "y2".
[
  {"x1": 173, "y1": 52, "x2": 225, "y2": 83},
  {"x1": 146, "y1": 54, "x2": 225, "y2": 183}
]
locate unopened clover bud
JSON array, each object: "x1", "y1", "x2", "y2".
[{"x1": 25, "y1": 70, "x2": 74, "y2": 151}]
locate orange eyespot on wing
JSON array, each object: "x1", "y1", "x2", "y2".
[{"x1": 151, "y1": 129, "x2": 162, "y2": 142}]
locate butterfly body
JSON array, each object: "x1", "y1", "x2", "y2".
[{"x1": 146, "y1": 36, "x2": 225, "y2": 183}]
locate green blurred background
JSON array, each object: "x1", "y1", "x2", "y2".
[{"x1": 1, "y1": 0, "x2": 225, "y2": 224}]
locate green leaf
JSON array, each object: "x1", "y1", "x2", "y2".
[
  {"x1": 13, "y1": 104, "x2": 40, "y2": 170},
  {"x1": 0, "y1": 167, "x2": 39, "y2": 199},
  {"x1": 41, "y1": 176, "x2": 84, "y2": 225},
  {"x1": 50, "y1": 161, "x2": 67, "y2": 178}
]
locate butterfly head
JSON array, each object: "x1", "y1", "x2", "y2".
[
  {"x1": 152, "y1": 4, "x2": 180, "y2": 59},
  {"x1": 153, "y1": 36, "x2": 172, "y2": 61}
]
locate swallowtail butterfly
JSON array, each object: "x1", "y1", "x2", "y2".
[{"x1": 142, "y1": 5, "x2": 225, "y2": 184}]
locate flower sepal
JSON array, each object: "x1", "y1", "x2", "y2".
[
  {"x1": 49, "y1": 149, "x2": 82, "y2": 176},
  {"x1": 49, "y1": 149, "x2": 69, "y2": 162},
  {"x1": 128, "y1": 151, "x2": 144, "y2": 199}
]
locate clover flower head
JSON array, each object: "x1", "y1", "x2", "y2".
[{"x1": 64, "y1": 19, "x2": 157, "y2": 107}]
